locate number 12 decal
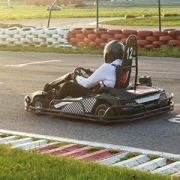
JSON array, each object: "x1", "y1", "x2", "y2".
[{"x1": 127, "y1": 47, "x2": 133, "y2": 60}]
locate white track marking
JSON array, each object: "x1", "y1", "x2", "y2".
[
  {"x1": 169, "y1": 114, "x2": 180, "y2": 123},
  {"x1": 5, "y1": 60, "x2": 62, "y2": 67}
]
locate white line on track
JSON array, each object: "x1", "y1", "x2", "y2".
[
  {"x1": 0, "y1": 129, "x2": 179, "y2": 160},
  {"x1": 169, "y1": 114, "x2": 180, "y2": 123},
  {"x1": 5, "y1": 60, "x2": 62, "y2": 67}
]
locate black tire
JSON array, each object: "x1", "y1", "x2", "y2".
[
  {"x1": 33, "y1": 96, "x2": 50, "y2": 109},
  {"x1": 95, "y1": 103, "x2": 116, "y2": 125},
  {"x1": 95, "y1": 103, "x2": 115, "y2": 117}
]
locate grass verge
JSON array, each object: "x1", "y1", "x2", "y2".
[
  {"x1": 0, "y1": 7, "x2": 179, "y2": 22},
  {"x1": 0, "y1": 45, "x2": 180, "y2": 58},
  {"x1": 0, "y1": 144, "x2": 178, "y2": 180},
  {"x1": 101, "y1": 16, "x2": 180, "y2": 26}
]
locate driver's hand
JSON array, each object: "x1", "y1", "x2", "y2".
[
  {"x1": 86, "y1": 68, "x2": 93, "y2": 75},
  {"x1": 70, "y1": 72, "x2": 75, "y2": 80}
]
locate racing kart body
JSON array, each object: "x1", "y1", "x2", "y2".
[{"x1": 24, "y1": 35, "x2": 174, "y2": 124}]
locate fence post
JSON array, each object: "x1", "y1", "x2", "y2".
[
  {"x1": 158, "y1": 0, "x2": 161, "y2": 31},
  {"x1": 96, "y1": 0, "x2": 99, "y2": 28},
  {"x1": 7, "y1": 0, "x2": 11, "y2": 7}
]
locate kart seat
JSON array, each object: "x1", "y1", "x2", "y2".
[
  {"x1": 115, "y1": 35, "x2": 138, "y2": 90},
  {"x1": 115, "y1": 65, "x2": 131, "y2": 89},
  {"x1": 98, "y1": 66, "x2": 131, "y2": 94}
]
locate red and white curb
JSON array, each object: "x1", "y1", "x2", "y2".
[{"x1": 0, "y1": 129, "x2": 179, "y2": 177}]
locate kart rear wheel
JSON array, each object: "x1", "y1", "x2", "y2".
[
  {"x1": 95, "y1": 103, "x2": 116, "y2": 117},
  {"x1": 33, "y1": 96, "x2": 50, "y2": 109},
  {"x1": 95, "y1": 103, "x2": 115, "y2": 125}
]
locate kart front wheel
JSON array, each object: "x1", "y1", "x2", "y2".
[{"x1": 33, "y1": 96, "x2": 50, "y2": 109}]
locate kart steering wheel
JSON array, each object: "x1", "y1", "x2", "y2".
[
  {"x1": 73, "y1": 67, "x2": 101, "y2": 93},
  {"x1": 73, "y1": 67, "x2": 93, "y2": 79}
]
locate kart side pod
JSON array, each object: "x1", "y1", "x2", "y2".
[{"x1": 139, "y1": 76, "x2": 152, "y2": 87}]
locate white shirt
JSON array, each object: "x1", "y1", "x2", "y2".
[{"x1": 76, "y1": 59, "x2": 122, "y2": 89}]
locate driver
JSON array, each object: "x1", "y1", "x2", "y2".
[{"x1": 55, "y1": 40, "x2": 125, "y2": 99}]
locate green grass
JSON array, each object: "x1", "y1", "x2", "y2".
[
  {"x1": 0, "y1": 45, "x2": 103, "y2": 55},
  {"x1": 101, "y1": 16, "x2": 180, "y2": 26},
  {"x1": 0, "y1": 5, "x2": 179, "y2": 27},
  {"x1": 0, "y1": 45, "x2": 180, "y2": 58},
  {"x1": 87, "y1": 146, "x2": 104, "y2": 153},
  {"x1": 0, "y1": 6, "x2": 179, "y2": 20},
  {"x1": 0, "y1": 144, "x2": 178, "y2": 180},
  {"x1": 118, "y1": 152, "x2": 140, "y2": 162},
  {"x1": 138, "y1": 46, "x2": 180, "y2": 58}
]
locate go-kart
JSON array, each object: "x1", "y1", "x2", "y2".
[{"x1": 24, "y1": 35, "x2": 174, "y2": 124}]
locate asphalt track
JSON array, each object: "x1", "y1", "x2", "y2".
[{"x1": 0, "y1": 51, "x2": 179, "y2": 154}]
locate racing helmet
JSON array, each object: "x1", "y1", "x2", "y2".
[{"x1": 104, "y1": 40, "x2": 124, "y2": 63}]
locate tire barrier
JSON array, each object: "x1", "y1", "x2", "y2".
[
  {"x1": 122, "y1": 29, "x2": 137, "y2": 35},
  {"x1": 70, "y1": 28, "x2": 83, "y2": 35},
  {"x1": 44, "y1": 28, "x2": 57, "y2": 35},
  {"x1": 5, "y1": 27, "x2": 19, "y2": 35},
  {"x1": 107, "y1": 29, "x2": 122, "y2": 35},
  {"x1": 145, "y1": 36, "x2": 158, "y2": 41},
  {"x1": 95, "y1": 38, "x2": 105, "y2": 44},
  {"x1": 159, "y1": 36, "x2": 174, "y2": 41},
  {"x1": 82, "y1": 28, "x2": 94, "y2": 35},
  {"x1": 0, "y1": 28, "x2": 4, "y2": 35},
  {"x1": 87, "y1": 33, "x2": 98, "y2": 39},
  {"x1": 177, "y1": 35, "x2": 180, "y2": 40},
  {"x1": 19, "y1": 27, "x2": 33, "y2": 36},
  {"x1": 137, "y1": 30, "x2": 153, "y2": 37},
  {"x1": 168, "y1": 30, "x2": 180, "y2": 36},
  {"x1": 67, "y1": 28, "x2": 180, "y2": 50},
  {"x1": 101, "y1": 34, "x2": 113, "y2": 40},
  {"x1": 0, "y1": 25, "x2": 179, "y2": 50},
  {"x1": 153, "y1": 31, "x2": 168, "y2": 37},
  {"x1": 94, "y1": 28, "x2": 108, "y2": 35},
  {"x1": 114, "y1": 34, "x2": 127, "y2": 39},
  {"x1": 0, "y1": 26, "x2": 72, "y2": 48}
]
